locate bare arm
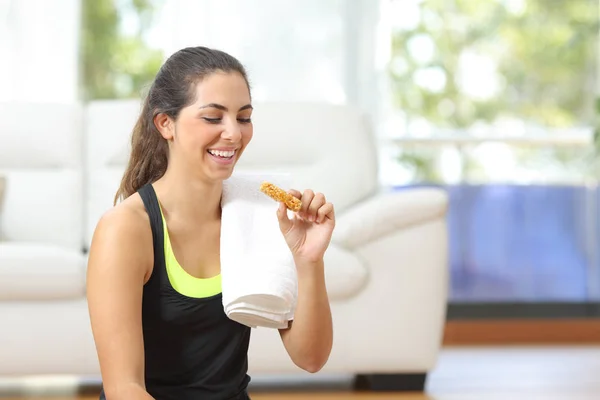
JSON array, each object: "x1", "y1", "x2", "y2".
[
  {"x1": 86, "y1": 202, "x2": 154, "y2": 399},
  {"x1": 279, "y1": 258, "x2": 333, "y2": 373}
]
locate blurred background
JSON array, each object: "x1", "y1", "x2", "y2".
[
  {"x1": 1, "y1": 0, "x2": 599, "y2": 398},
  {"x1": 43, "y1": 0, "x2": 600, "y2": 306}
]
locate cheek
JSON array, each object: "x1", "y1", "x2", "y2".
[
  {"x1": 175, "y1": 119, "x2": 196, "y2": 143},
  {"x1": 179, "y1": 121, "x2": 218, "y2": 147},
  {"x1": 242, "y1": 126, "x2": 253, "y2": 145}
]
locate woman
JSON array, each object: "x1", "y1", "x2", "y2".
[{"x1": 86, "y1": 46, "x2": 334, "y2": 400}]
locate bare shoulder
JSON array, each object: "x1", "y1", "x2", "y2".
[
  {"x1": 86, "y1": 193, "x2": 154, "y2": 393},
  {"x1": 87, "y1": 193, "x2": 153, "y2": 283},
  {"x1": 94, "y1": 193, "x2": 149, "y2": 237}
]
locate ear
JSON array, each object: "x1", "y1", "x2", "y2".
[{"x1": 154, "y1": 112, "x2": 175, "y2": 140}]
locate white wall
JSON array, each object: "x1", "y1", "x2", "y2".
[
  {"x1": 0, "y1": 0, "x2": 81, "y2": 103},
  {"x1": 145, "y1": 0, "x2": 383, "y2": 108},
  {"x1": 0, "y1": 0, "x2": 385, "y2": 110}
]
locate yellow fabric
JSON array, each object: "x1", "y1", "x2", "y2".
[{"x1": 159, "y1": 205, "x2": 222, "y2": 298}]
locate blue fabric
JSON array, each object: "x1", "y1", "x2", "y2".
[{"x1": 393, "y1": 184, "x2": 598, "y2": 302}]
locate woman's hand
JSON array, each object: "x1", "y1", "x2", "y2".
[{"x1": 276, "y1": 189, "x2": 335, "y2": 264}]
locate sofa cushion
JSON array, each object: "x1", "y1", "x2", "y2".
[
  {"x1": 0, "y1": 103, "x2": 83, "y2": 250},
  {"x1": 0, "y1": 242, "x2": 86, "y2": 301},
  {"x1": 324, "y1": 243, "x2": 369, "y2": 301}
]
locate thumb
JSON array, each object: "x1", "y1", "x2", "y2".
[{"x1": 276, "y1": 202, "x2": 292, "y2": 232}]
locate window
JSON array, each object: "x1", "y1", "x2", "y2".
[
  {"x1": 79, "y1": 0, "x2": 349, "y2": 103},
  {"x1": 379, "y1": 0, "x2": 600, "y2": 304},
  {"x1": 378, "y1": 0, "x2": 598, "y2": 185}
]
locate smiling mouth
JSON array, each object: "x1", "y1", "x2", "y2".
[{"x1": 207, "y1": 149, "x2": 236, "y2": 159}]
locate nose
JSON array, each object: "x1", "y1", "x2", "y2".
[{"x1": 221, "y1": 118, "x2": 242, "y2": 142}]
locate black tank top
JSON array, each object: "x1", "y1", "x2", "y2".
[{"x1": 98, "y1": 183, "x2": 252, "y2": 400}]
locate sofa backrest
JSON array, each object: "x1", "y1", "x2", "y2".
[
  {"x1": 234, "y1": 102, "x2": 379, "y2": 210},
  {"x1": 84, "y1": 99, "x2": 142, "y2": 247},
  {"x1": 84, "y1": 100, "x2": 379, "y2": 248},
  {"x1": 0, "y1": 102, "x2": 84, "y2": 250}
]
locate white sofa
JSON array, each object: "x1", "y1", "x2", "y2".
[
  {"x1": 0, "y1": 100, "x2": 449, "y2": 391},
  {"x1": 0, "y1": 103, "x2": 99, "y2": 376}
]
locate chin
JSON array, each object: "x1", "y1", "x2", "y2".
[
  {"x1": 212, "y1": 169, "x2": 235, "y2": 182},
  {"x1": 204, "y1": 164, "x2": 238, "y2": 183}
]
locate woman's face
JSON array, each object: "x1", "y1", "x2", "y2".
[{"x1": 163, "y1": 71, "x2": 253, "y2": 182}]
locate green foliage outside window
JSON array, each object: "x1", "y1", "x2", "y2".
[
  {"x1": 79, "y1": 0, "x2": 164, "y2": 101},
  {"x1": 390, "y1": 0, "x2": 599, "y2": 183}
]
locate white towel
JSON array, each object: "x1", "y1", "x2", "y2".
[{"x1": 220, "y1": 172, "x2": 298, "y2": 329}]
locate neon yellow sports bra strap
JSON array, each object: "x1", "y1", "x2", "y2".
[{"x1": 159, "y1": 205, "x2": 222, "y2": 298}]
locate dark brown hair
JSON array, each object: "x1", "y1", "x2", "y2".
[{"x1": 113, "y1": 46, "x2": 250, "y2": 204}]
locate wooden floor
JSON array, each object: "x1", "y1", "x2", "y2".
[
  {"x1": 443, "y1": 319, "x2": 600, "y2": 344},
  {"x1": 2, "y1": 346, "x2": 600, "y2": 399}
]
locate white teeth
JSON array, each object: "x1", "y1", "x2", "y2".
[{"x1": 208, "y1": 149, "x2": 235, "y2": 158}]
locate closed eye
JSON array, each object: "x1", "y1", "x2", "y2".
[{"x1": 202, "y1": 117, "x2": 251, "y2": 124}]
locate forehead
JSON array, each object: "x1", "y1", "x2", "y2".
[{"x1": 191, "y1": 71, "x2": 251, "y2": 106}]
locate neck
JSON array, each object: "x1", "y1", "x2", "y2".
[{"x1": 152, "y1": 165, "x2": 223, "y2": 222}]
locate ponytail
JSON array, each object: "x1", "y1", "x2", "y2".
[{"x1": 113, "y1": 102, "x2": 168, "y2": 204}]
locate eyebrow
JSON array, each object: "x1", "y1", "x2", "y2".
[{"x1": 199, "y1": 103, "x2": 253, "y2": 112}]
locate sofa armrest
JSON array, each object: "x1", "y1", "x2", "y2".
[{"x1": 332, "y1": 187, "x2": 449, "y2": 249}]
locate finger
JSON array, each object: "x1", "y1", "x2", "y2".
[
  {"x1": 287, "y1": 189, "x2": 303, "y2": 214},
  {"x1": 288, "y1": 189, "x2": 302, "y2": 199},
  {"x1": 317, "y1": 202, "x2": 335, "y2": 224},
  {"x1": 277, "y1": 201, "x2": 292, "y2": 232},
  {"x1": 307, "y1": 193, "x2": 326, "y2": 222},
  {"x1": 299, "y1": 189, "x2": 314, "y2": 219}
]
